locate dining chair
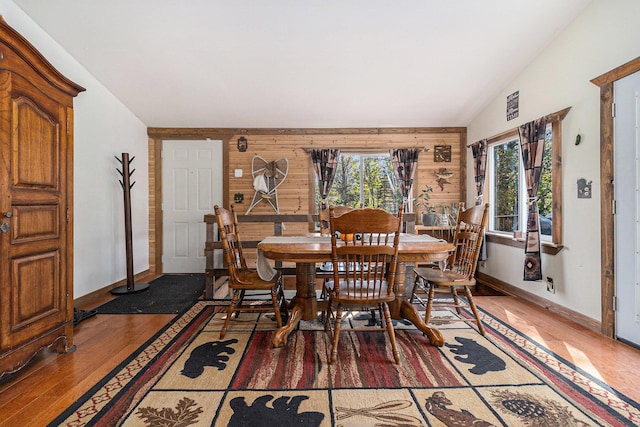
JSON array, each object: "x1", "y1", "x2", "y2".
[
  {"x1": 214, "y1": 205, "x2": 288, "y2": 339},
  {"x1": 316, "y1": 203, "x2": 358, "y2": 317},
  {"x1": 317, "y1": 202, "x2": 356, "y2": 236},
  {"x1": 410, "y1": 203, "x2": 489, "y2": 335},
  {"x1": 323, "y1": 205, "x2": 404, "y2": 364}
]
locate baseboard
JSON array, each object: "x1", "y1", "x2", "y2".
[
  {"x1": 476, "y1": 271, "x2": 601, "y2": 334},
  {"x1": 74, "y1": 270, "x2": 156, "y2": 308}
]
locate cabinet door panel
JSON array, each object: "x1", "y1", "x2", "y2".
[
  {"x1": 12, "y1": 96, "x2": 59, "y2": 190},
  {"x1": 11, "y1": 205, "x2": 60, "y2": 243},
  {"x1": 8, "y1": 251, "x2": 63, "y2": 346}
]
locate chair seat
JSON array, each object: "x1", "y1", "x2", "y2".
[
  {"x1": 232, "y1": 270, "x2": 283, "y2": 289},
  {"x1": 413, "y1": 267, "x2": 475, "y2": 287},
  {"x1": 324, "y1": 280, "x2": 395, "y2": 303}
]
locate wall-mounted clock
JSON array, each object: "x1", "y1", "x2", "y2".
[{"x1": 434, "y1": 145, "x2": 451, "y2": 162}]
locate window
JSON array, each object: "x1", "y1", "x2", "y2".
[
  {"x1": 490, "y1": 137, "x2": 522, "y2": 234},
  {"x1": 538, "y1": 127, "x2": 553, "y2": 238},
  {"x1": 316, "y1": 153, "x2": 402, "y2": 213},
  {"x1": 488, "y1": 121, "x2": 558, "y2": 244}
]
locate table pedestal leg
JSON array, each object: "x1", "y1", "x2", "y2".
[
  {"x1": 389, "y1": 262, "x2": 444, "y2": 347},
  {"x1": 272, "y1": 262, "x2": 317, "y2": 347},
  {"x1": 273, "y1": 303, "x2": 302, "y2": 347}
]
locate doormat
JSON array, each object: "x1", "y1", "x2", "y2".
[
  {"x1": 51, "y1": 301, "x2": 640, "y2": 426},
  {"x1": 95, "y1": 274, "x2": 205, "y2": 314}
]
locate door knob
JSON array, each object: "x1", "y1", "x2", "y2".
[
  {"x1": 0, "y1": 222, "x2": 9, "y2": 233},
  {"x1": 4, "y1": 212, "x2": 12, "y2": 218}
]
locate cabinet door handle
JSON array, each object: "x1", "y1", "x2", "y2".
[{"x1": 0, "y1": 222, "x2": 9, "y2": 233}]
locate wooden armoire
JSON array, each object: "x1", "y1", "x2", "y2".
[{"x1": 0, "y1": 17, "x2": 84, "y2": 377}]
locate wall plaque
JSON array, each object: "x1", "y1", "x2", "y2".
[
  {"x1": 434, "y1": 145, "x2": 451, "y2": 162},
  {"x1": 507, "y1": 91, "x2": 519, "y2": 121}
]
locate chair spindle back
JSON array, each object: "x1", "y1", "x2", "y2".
[
  {"x1": 214, "y1": 205, "x2": 248, "y2": 282},
  {"x1": 449, "y1": 204, "x2": 489, "y2": 279},
  {"x1": 329, "y1": 206, "x2": 403, "y2": 301}
]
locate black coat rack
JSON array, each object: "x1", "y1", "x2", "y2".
[{"x1": 111, "y1": 153, "x2": 149, "y2": 294}]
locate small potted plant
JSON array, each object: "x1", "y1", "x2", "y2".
[
  {"x1": 436, "y1": 204, "x2": 450, "y2": 226},
  {"x1": 415, "y1": 185, "x2": 436, "y2": 225}
]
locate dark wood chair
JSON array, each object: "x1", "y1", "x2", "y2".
[
  {"x1": 317, "y1": 202, "x2": 356, "y2": 236},
  {"x1": 323, "y1": 206, "x2": 404, "y2": 364},
  {"x1": 214, "y1": 205, "x2": 288, "y2": 339},
  {"x1": 411, "y1": 204, "x2": 489, "y2": 335}
]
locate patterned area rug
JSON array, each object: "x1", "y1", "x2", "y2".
[{"x1": 50, "y1": 301, "x2": 640, "y2": 426}]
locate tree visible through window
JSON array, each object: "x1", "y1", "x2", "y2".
[
  {"x1": 316, "y1": 153, "x2": 402, "y2": 212},
  {"x1": 492, "y1": 139, "x2": 520, "y2": 233},
  {"x1": 538, "y1": 126, "x2": 553, "y2": 237},
  {"x1": 489, "y1": 124, "x2": 553, "y2": 238}
]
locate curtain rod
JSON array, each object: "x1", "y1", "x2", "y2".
[{"x1": 467, "y1": 106, "x2": 572, "y2": 147}]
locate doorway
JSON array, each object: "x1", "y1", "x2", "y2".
[
  {"x1": 162, "y1": 140, "x2": 222, "y2": 273},
  {"x1": 593, "y1": 56, "x2": 640, "y2": 340},
  {"x1": 614, "y1": 70, "x2": 640, "y2": 347}
]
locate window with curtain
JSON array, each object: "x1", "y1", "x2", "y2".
[
  {"x1": 315, "y1": 153, "x2": 403, "y2": 212},
  {"x1": 488, "y1": 123, "x2": 554, "y2": 240}
]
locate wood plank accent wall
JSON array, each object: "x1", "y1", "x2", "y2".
[
  {"x1": 228, "y1": 131, "x2": 466, "y2": 216},
  {"x1": 147, "y1": 127, "x2": 467, "y2": 275}
]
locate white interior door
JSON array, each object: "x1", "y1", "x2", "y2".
[
  {"x1": 162, "y1": 140, "x2": 222, "y2": 273},
  {"x1": 614, "y1": 70, "x2": 640, "y2": 346}
]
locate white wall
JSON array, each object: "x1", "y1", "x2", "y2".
[
  {"x1": 2, "y1": 1, "x2": 150, "y2": 298},
  {"x1": 467, "y1": 0, "x2": 640, "y2": 322}
]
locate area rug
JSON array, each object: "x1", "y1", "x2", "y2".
[
  {"x1": 51, "y1": 301, "x2": 640, "y2": 426},
  {"x1": 95, "y1": 274, "x2": 205, "y2": 314}
]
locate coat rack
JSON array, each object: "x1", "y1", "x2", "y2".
[{"x1": 111, "y1": 153, "x2": 149, "y2": 294}]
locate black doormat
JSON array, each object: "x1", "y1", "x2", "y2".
[{"x1": 95, "y1": 273, "x2": 205, "y2": 314}]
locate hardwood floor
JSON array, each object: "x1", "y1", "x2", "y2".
[
  {"x1": 474, "y1": 295, "x2": 640, "y2": 404},
  {"x1": 0, "y1": 311, "x2": 175, "y2": 427},
  {"x1": 0, "y1": 294, "x2": 638, "y2": 426}
]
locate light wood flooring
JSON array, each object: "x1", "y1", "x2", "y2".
[{"x1": 1, "y1": 293, "x2": 639, "y2": 426}]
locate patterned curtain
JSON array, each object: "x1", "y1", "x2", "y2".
[
  {"x1": 471, "y1": 139, "x2": 488, "y2": 261},
  {"x1": 518, "y1": 118, "x2": 547, "y2": 281},
  {"x1": 310, "y1": 149, "x2": 340, "y2": 209},
  {"x1": 471, "y1": 139, "x2": 488, "y2": 205},
  {"x1": 390, "y1": 148, "x2": 419, "y2": 212}
]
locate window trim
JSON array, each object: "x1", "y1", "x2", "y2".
[{"x1": 481, "y1": 106, "x2": 570, "y2": 254}]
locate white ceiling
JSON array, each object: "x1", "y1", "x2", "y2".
[{"x1": 14, "y1": 0, "x2": 591, "y2": 128}]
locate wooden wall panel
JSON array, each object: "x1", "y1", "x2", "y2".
[
  {"x1": 148, "y1": 127, "x2": 466, "y2": 272},
  {"x1": 226, "y1": 131, "x2": 465, "y2": 243}
]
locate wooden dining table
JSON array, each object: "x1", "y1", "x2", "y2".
[{"x1": 257, "y1": 233, "x2": 454, "y2": 348}]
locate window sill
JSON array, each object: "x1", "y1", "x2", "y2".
[{"x1": 485, "y1": 232, "x2": 563, "y2": 255}]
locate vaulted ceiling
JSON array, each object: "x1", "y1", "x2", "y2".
[{"x1": 14, "y1": 0, "x2": 591, "y2": 128}]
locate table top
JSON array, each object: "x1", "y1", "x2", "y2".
[{"x1": 258, "y1": 233, "x2": 454, "y2": 263}]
